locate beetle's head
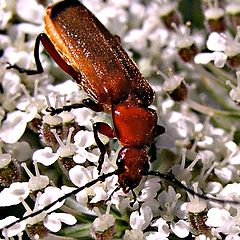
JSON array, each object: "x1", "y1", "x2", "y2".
[{"x1": 116, "y1": 146, "x2": 149, "y2": 193}]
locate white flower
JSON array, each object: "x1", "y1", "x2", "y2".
[
  {"x1": 170, "y1": 220, "x2": 190, "y2": 238},
  {"x1": 137, "y1": 177, "x2": 161, "y2": 202},
  {"x1": 219, "y1": 183, "x2": 240, "y2": 201},
  {"x1": 33, "y1": 147, "x2": 59, "y2": 166},
  {"x1": 171, "y1": 148, "x2": 200, "y2": 182},
  {"x1": 91, "y1": 206, "x2": 115, "y2": 233},
  {"x1": 0, "y1": 182, "x2": 29, "y2": 206},
  {"x1": 130, "y1": 205, "x2": 153, "y2": 230},
  {"x1": 207, "y1": 32, "x2": 226, "y2": 51},
  {"x1": 11, "y1": 187, "x2": 77, "y2": 235},
  {"x1": 146, "y1": 218, "x2": 170, "y2": 240},
  {"x1": 194, "y1": 29, "x2": 240, "y2": 68},
  {"x1": 44, "y1": 212, "x2": 76, "y2": 232},
  {"x1": 0, "y1": 110, "x2": 36, "y2": 143},
  {"x1": 73, "y1": 130, "x2": 98, "y2": 164},
  {"x1": 0, "y1": 0, "x2": 15, "y2": 30},
  {"x1": 52, "y1": 127, "x2": 77, "y2": 158},
  {"x1": 21, "y1": 161, "x2": 49, "y2": 191},
  {"x1": 226, "y1": 71, "x2": 240, "y2": 104},
  {"x1": 0, "y1": 216, "x2": 26, "y2": 238},
  {"x1": 194, "y1": 51, "x2": 227, "y2": 68},
  {"x1": 37, "y1": 186, "x2": 66, "y2": 213},
  {"x1": 17, "y1": 81, "x2": 46, "y2": 113},
  {"x1": 207, "y1": 208, "x2": 230, "y2": 228},
  {"x1": 16, "y1": 0, "x2": 44, "y2": 25},
  {"x1": 123, "y1": 229, "x2": 144, "y2": 240},
  {"x1": 69, "y1": 165, "x2": 116, "y2": 204},
  {"x1": 0, "y1": 153, "x2": 11, "y2": 168}
]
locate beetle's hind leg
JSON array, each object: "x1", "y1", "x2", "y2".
[
  {"x1": 6, "y1": 33, "x2": 78, "y2": 78},
  {"x1": 6, "y1": 33, "x2": 45, "y2": 75}
]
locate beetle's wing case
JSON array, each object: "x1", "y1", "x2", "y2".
[{"x1": 44, "y1": 0, "x2": 153, "y2": 109}]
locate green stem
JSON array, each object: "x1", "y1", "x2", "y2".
[
  {"x1": 194, "y1": 64, "x2": 228, "y2": 88},
  {"x1": 205, "y1": 63, "x2": 236, "y2": 84},
  {"x1": 186, "y1": 99, "x2": 240, "y2": 118},
  {"x1": 58, "y1": 223, "x2": 93, "y2": 239}
]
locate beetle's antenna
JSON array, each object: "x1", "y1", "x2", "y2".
[
  {"x1": 147, "y1": 171, "x2": 240, "y2": 205},
  {"x1": 1, "y1": 170, "x2": 117, "y2": 231}
]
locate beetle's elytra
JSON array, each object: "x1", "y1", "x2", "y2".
[{"x1": 45, "y1": 0, "x2": 154, "y2": 110}]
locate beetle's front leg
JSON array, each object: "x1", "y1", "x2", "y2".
[
  {"x1": 93, "y1": 122, "x2": 115, "y2": 174},
  {"x1": 46, "y1": 98, "x2": 104, "y2": 115}
]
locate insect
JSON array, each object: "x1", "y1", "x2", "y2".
[
  {"x1": 8, "y1": 0, "x2": 165, "y2": 193},
  {"x1": 4, "y1": 0, "x2": 240, "y2": 235}
]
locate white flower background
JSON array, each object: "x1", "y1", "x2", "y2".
[{"x1": 1, "y1": 0, "x2": 240, "y2": 239}]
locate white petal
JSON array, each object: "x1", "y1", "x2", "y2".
[
  {"x1": 69, "y1": 165, "x2": 91, "y2": 187},
  {"x1": 220, "y1": 183, "x2": 240, "y2": 197},
  {"x1": 130, "y1": 205, "x2": 153, "y2": 230},
  {"x1": 212, "y1": 52, "x2": 227, "y2": 68},
  {"x1": 16, "y1": 0, "x2": 44, "y2": 24},
  {"x1": 38, "y1": 186, "x2": 65, "y2": 212},
  {"x1": 47, "y1": 212, "x2": 76, "y2": 226},
  {"x1": 33, "y1": 147, "x2": 58, "y2": 166},
  {"x1": 75, "y1": 189, "x2": 88, "y2": 204},
  {"x1": 0, "y1": 182, "x2": 29, "y2": 206},
  {"x1": 206, "y1": 32, "x2": 226, "y2": 51},
  {"x1": 0, "y1": 216, "x2": 26, "y2": 237},
  {"x1": 228, "y1": 149, "x2": 240, "y2": 165},
  {"x1": 194, "y1": 53, "x2": 215, "y2": 65},
  {"x1": 74, "y1": 130, "x2": 95, "y2": 148},
  {"x1": 0, "y1": 111, "x2": 28, "y2": 143},
  {"x1": 151, "y1": 218, "x2": 170, "y2": 237},
  {"x1": 206, "y1": 208, "x2": 230, "y2": 227},
  {"x1": 123, "y1": 229, "x2": 144, "y2": 240},
  {"x1": 43, "y1": 214, "x2": 61, "y2": 232},
  {"x1": 206, "y1": 181, "x2": 222, "y2": 194},
  {"x1": 73, "y1": 150, "x2": 88, "y2": 164},
  {"x1": 92, "y1": 211, "x2": 115, "y2": 232},
  {"x1": 214, "y1": 167, "x2": 233, "y2": 182},
  {"x1": 73, "y1": 108, "x2": 94, "y2": 126},
  {"x1": 90, "y1": 186, "x2": 108, "y2": 203},
  {"x1": 5, "y1": 141, "x2": 32, "y2": 162},
  {"x1": 171, "y1": 220, "x2": 189, "y2": 238}
]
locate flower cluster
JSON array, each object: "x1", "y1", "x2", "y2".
[{"x1": 1, "y1": 0, "x2": 240, "y2": 239}]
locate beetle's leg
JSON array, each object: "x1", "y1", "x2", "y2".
[
  {"x1": 7, "y1": 33, "x2": 44, "y2": 75},
  {"x1": 155, "y1": 124, "x2": 165, "y2": 137},
  {"x1": 0, "y1": 83, "x2": 3, "y2": 94},
  {"x1": 105, "y1": 185, "x2": 121, "y2": 203},
  {"x1": 130, "y1": 189, "x2": 138, "y2": 207},
  {"x1": 47, "y1": 98, "x2": 104, "y2": 115},
  {"x1": 7, "y1": 33, "x2": 78, "y2": 79},
  {"x1": 148, "y1": 125, "x2": 165, "y2": 162},
  {"x1": 114, "y1": 35, "x2": 121, "y2": 44},
  {"x1": 93, "y1": 122, "x2": 115, "y2": 174}
]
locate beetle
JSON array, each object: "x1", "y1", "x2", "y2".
[
  {"x1": 8, "y1": 0, "x2": 165, "y2": 193},
  {"x1": 4, "y1": 0, "x2": 240, "y2": 233}
]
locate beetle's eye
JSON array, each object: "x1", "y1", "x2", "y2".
[{"x1": 116, "y1": 155, "x2": 124, "y2": 171}]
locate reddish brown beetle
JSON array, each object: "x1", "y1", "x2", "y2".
[{"x1": 8, "y1": 0, "x2": 165, "y2": 193}]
